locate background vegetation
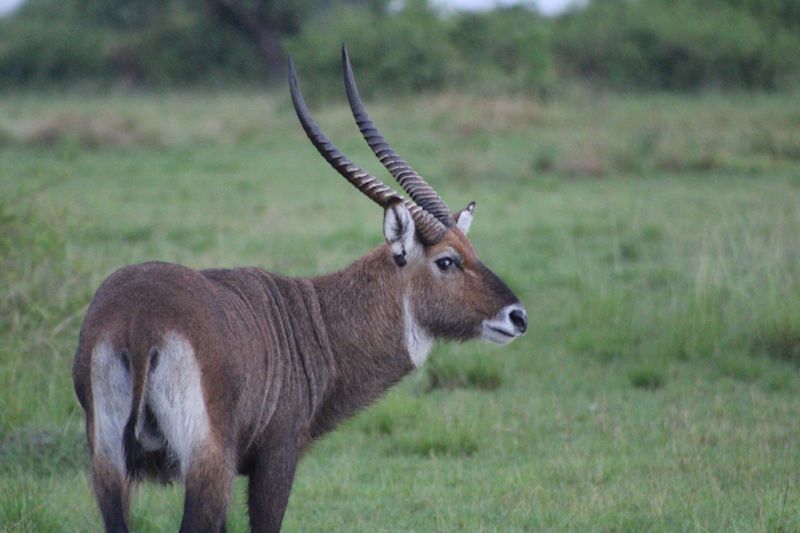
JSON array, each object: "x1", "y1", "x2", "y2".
[{"x1": 1, "y1": 0, "x2": 799, "y2": 91}]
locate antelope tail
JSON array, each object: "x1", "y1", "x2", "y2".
[{"x1": 122, "y1": 346, "x2": 159, "y2": 476}]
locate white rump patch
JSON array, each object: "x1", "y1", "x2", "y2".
[
  {"x1": 147, "y1": 331, "x2": 211, "y2": 478},
  {"x1": 404, "y1": 296, "x2": 433, "y2": 368},
  {"x1": 91, "y1": 338, "x2": 132, "y2": 476}
]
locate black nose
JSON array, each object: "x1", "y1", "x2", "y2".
[{"x1": 509, "y1": 308, "x2": 527, "y2": 334}]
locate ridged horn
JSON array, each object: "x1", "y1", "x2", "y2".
[
  {"x1": 288, "y1": 57, "x2": 447, "y2": 245},
  {"x1": 341, "y1": 46, "x2": 453, "y2": 226}
]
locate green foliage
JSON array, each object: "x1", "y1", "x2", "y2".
[
  {"x1": 354, "y1": 393, "x2": 424, "y2": 436},
  {"x1": 449, "y1": 6, "x2": 553, "y2": 94},
  {"x1": 351, "y1": 391, "x2": 480, "y2": 457},
  {"x1": 0, "y1": 8, "x2": 264, "y2": 87},
  {"x1": 390, "y1": 421, "x2": 479, "y2": 457},
  {"x1": 0, "y1": 19, "x2": 109, "y2": 86},
  {"x1": 105, "y1": 9, "x2": 264, "y2": 85},
  {"x1": 425, "y1": 350, "x2": 503, "y2": 391},
  {"x1": 287, "y1": 2, "x2": 553, "y2": 97},
  {"x1": 555, "y1": 0, "x2": 800, "y2": 89},
  {"x1": 286, "y1": 1, "x2": 459, "y2": 97},
  {"x1": 0, "y1": 0, "x2": 554, "y2": 92},
  {"x1": 628, "y1": 367, "x2": 666, "y2": 389},
  {"x1": 0, "y1": 193, "x2": 89, "y2": 433},
  {"x1": 3, "y1": 0, "x2": 800, "y2": 90},
  {"x1": 697, "y1": 0, "x2": 800, "y2": 30}
]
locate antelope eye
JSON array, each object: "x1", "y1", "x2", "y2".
[{"x1": 435, "y1": 257, "x2": 456, "y2": 271}]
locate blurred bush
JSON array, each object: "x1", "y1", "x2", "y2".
[
  {"x1": 448, "y1": 6, "x2": 553, "y2": 94},
  {"x1": 0, "y1": 1, "x2": 265, "y2": 88},
  {"x1": 0, "y1": 20, "x2": 109, "y2": 85},
  {"x1": 286, "y1": 2, "x2": 552, "y2": 97},
  {"x1": 0, "y1": 0, "x2": 798, "y2": 91},
  {"x1": 286, "y1": 1, "x2": 459, "y2": 97},
  {"x1": 554, "y1": 0, "x2": 800, "y2": 90},
  {"x1": 104, "y1": 10, "x2": 263, "y2": 85}
]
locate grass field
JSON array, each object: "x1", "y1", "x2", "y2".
[{"x1": 2, "y1": 89, "x2": 800, "y2": 532}]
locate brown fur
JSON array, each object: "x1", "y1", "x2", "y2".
[{"x1": 73, "y1": 224, "x2": 521, "y2": 532}]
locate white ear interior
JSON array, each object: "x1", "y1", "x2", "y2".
[
  {"x1": 384, "y1": 202, "x2": 418, "y2": 266},
  {"x1": 455, "y1": 201, "x2": 475, "y2": 234}
]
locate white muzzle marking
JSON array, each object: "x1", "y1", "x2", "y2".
[{"x1": 481, "y1": 304, "x2": 527, "y2": 345}]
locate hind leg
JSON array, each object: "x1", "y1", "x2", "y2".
[
  {"x1": 88, "y1": 339, "x2": 134, "y2": 532},
  {"x1": 179, "y1": 443, "x2": 235, "y2": 533},
  {"x1": 92, "y1": 455, "x2": 131, "y2": 533},
  {"x1": 144, "y1": 332, "x2": 233, "y2": 531}
]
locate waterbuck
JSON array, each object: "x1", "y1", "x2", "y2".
[{"x1": 72, "y1": 48, "x2": 527, "y2": 533}]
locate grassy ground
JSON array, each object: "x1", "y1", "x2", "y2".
[{"x1": 1, "y1": 89, "x2": 800, "y2": 532}]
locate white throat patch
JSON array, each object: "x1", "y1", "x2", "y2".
[{"x1": 403, "y1": 295, "x2": 433, "y2": 368}]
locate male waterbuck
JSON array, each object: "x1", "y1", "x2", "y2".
[{"x1": 72, "y1": 48, "x2": 527, "y2": 533}]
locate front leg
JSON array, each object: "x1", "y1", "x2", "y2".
[{"x1": 247, "y1": 440, "x2": 299, "y2": 533}]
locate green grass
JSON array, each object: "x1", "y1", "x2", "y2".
[{"x1": 2, "y1": 89, "x2": 800, "y2": 531}]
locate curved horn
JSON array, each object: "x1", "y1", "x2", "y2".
[
  {"x1": 288, "y1": 57, "x2": 447, "y2": 244},
  {"x1": 341, "y1": 46, "x2": 453, "y2": 226}
]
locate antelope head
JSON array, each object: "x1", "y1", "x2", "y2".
[{"x1": 289, "y1": 47, "x2": 527, "y2": 351}]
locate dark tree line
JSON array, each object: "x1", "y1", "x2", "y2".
[
  {"x1": 4, "y1": 0, "x2": 341, "y2": 80},
  {"x1": 207, "y1": 0, "x2": 319, "y2": 76},
  {"x1": 0, "y1": 0, "x2": 798, "y2": 91}
]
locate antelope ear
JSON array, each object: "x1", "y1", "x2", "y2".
[
  {"x1": 384, "y1": 200, "x2": 418, "y2": 267},
  {"x1": 455, "y1": 201, "x2": 475, "y2": 234}
]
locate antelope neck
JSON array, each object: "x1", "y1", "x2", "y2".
[{"x1": 306, "y1": 246, "x2": 419, "y2": 436}]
